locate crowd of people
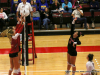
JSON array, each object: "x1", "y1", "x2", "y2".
[{"x1": 0, "y1": 0, "x2": 100, "y2": 31}]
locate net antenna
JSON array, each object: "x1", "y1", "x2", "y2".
[{"x1": 23, "y1": 10, "x2": 27, "y2": 75}]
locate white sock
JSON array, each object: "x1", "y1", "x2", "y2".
[{"x1": 18, "y1": 68, "x2": 20, "y2": 72}]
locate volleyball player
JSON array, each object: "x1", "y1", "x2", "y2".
[
  {"x1": 65, "y1": 17, "x2": 84, "y2": 75},
  {"x1": 0, "y1": 17, "x2": 24, "y2": 75},
  {"x1": 81, "y1": 54, "x2": 97, "y2": 75}
]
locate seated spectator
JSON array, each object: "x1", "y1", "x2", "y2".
[
  {"x1": 12, "y1": 3, "x2": 18, "y2": 14},
  {"x1": 72, "y1": 2, "x2": 82, "y2": 9},
  {"x1": 30, "y1": 0, "x2": 38, "y2": 11},
  {"x1": 39, "y1": 0, "x2": 49, "y2": 12},
  {"x1": 51, "y1": 0, "x2": 60, "y2": 29},
  {"x1": 42, "y1": 7, "x2": 50, "y2": 30},
  {"x1": 62, "y1": 0, "x2": 72, "y2": 13},
  {"x1": 51, "y1": 0, "x2": 60, "y2": 10},
  {"x1": 90, "y1": 0, "x2": 99, "y2": 28},
  {"x1": 33, "y1": 7, "x2": 40, "y2": 29},
  {"x1": 0, "y1": 8, "x2": 8, "y2": 32},
  {"x1": 72, "y1": 6, "x2": 87, "y2": 29}
]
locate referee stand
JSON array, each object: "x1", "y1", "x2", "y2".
[{"x1": 22, "y1": 21, "x2": 37, "y2": 66}]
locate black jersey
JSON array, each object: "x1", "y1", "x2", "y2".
[{"x1": 67, "y1": 24, "x2": 81, "y2": 56}]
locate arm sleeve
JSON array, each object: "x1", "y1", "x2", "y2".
[
  {"x1": 68, "y1": 2, "x2": 72, "y2": 9},
  {"x1": 17, "y1": 24, "x2": 24, "y2": 33},
  {"x1": 75, "y1": 39, "x2": 81, "y2": 45},
  {"x1": 72, "y1": 10, "x2": 75, "y2": 15},
  {"x1": 4, "y1": 12, "x2": 8, "y2": 19},
  {"x1": 17, "y1": 4, "x2": 20, "y2": 11},
  {"x1": 62, "y1": 3, "x2": 65, "y2": 9}
]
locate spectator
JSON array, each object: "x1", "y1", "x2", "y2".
[
  {"x1": 12, "y1": 3, "x2": 18, "y2": 14},
  {"x1": 39, "y1": 0, "x2": 49, "y2": 12},
  {"x1": 51, "y1": 0, "x2": 60, "y2": 10},
  {"x1": 0, "y1": 8, "x2": 8, "y2": 32},
  {"x1": 42, "y1": 7, "x2": 50, "y2": 30},
  {"x1": 51, "y1": 0, "x2": 60, "y2": 29},
  {"x1": 90, "y1": 0, "x2": 99, "y2": 28},
  {"x1": 33, "y1": 7, "x2": 40, "y2": 29},
  {"x1": 72, "y1": 2, "x2": 82, "y2": 9},
  {"x1": 72, "y1": 6, "x2": 87, "y2": 29},
  {"x1": 62, "y1": 0, "x2": 72, "y2": 13},
  {"x1": 30, "y1": 0, "x2": 38, "y2": 11}
]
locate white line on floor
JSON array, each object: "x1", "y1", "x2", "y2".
[{"x1": 0, "y1": 69, "x2": 100, "y2": 73}]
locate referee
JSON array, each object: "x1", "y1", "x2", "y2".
[{"x1": 16, "y1": 0, "x2": 33, "y2": 66}]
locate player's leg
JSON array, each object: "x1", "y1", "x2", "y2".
[
  {"x1": 8, "y1": 58, "x2": 14, "y2": 75},
  {"x1": 13, "y1": 56, "x2": 19, "y2": 75},
  {"x1": 65, "y1": 53, "x2": 71, "y2": 75},
  {"x1": 70, "y1": 56, "x2": 77, "y2": 75},
  {"x1": 18, "y1": 48, "x2": 21, "y2": 75}
]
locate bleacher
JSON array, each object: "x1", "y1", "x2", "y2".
[{"x1": 0, "y1": 0, "x2": 100, "y2": 35}]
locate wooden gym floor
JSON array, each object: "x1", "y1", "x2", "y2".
[{"x1": 0, "y1": 34, "x2": 100, "y2": 75}]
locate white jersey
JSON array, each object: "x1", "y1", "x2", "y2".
[{"x1": 83, "y1": 61, "x2": 95, "y2": 75}]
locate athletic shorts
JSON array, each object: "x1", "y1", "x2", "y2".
[
  {"x1": 68, "y1": 51, "x2": 77, "y2": 56},
  {"x1": 19, "y1": 46, "x2": 21, "y2": 52},
  {"x1": 9, "y1": 52, "x2": 18, "y2": 58}
]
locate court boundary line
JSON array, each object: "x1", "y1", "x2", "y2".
[{"x1": 0, "y1": 69, "x2": 100, "y2": 73}]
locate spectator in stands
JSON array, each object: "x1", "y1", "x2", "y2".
[
  {"x1": 39, "y1": 0, "x2": 49, "y2": 12},
  {"x1": 72, "y1": 6, "x2": 87, "y2": 29},
  {"x1": 90, "y1": 0, "x2": 99, "y2": 28},
  {"x1": 33, "y1": 7, "x2": 40, "y2": 29},
  {"x1": 72, "y1": 2, "x2": 82, "y2": 9},
  {"x1": 12, "y1": 3, "x2": 18, "y2": 14},
  {"x1": 0, "y1": 8, "x2": 8, "y2": 32},
  {"x1": 39, "y1": 0, "x2": 49, "y2": 21},
  {"x1": 51, "y1": 0, "x2": 60, "y2": 29},
  {"x1": 42, "y1": 7, "x2": 50, "y2": 30},
  {"x1": 51, "y1": 0, "x2": 60, "y2": 10},
  {"x1": 62, "y1": 0, "x2": 72, "y2": 13},
  {"x1": 30, "y1": 0, "x2": 38, "y2": 11}
]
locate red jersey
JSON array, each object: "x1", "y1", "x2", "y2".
[{"x1": 9, "y1": 24, "x2": 23, "y2": 54}]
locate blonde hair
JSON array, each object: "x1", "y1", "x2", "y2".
[
  {"x1": 54, "y1": 0, "x2": 59, "y2": 4},
  {"x1": 1, "y1": 27, "x2": 14, "y2": 43}
]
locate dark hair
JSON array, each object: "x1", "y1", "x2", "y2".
[
  {"x1": 88, "y1": 54, "x2": 94, "y2": 61},
  {"x1": 77, "y1": 32, "x2": 84, "y2": 37},
  {"x1": 75, "y1": 2, "x2": 79, "y2": 6}
]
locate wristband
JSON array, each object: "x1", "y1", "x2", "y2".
[{"x1": 74, "y1": 42, "x2": 77, "y2": 44}]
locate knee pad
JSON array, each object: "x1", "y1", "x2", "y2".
[
  {"x1": 71, "y1": 64, "x2": 76, "y2": 67},
  {"x1": 9, "y1": 68, "x2": 13, "y2": 71},
  {"x1": 13, "y1": 69, "x2": 18, "y2": 74},
  {"x1": 67, "y1": 62, "x2": 71, "y2": 65}
]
